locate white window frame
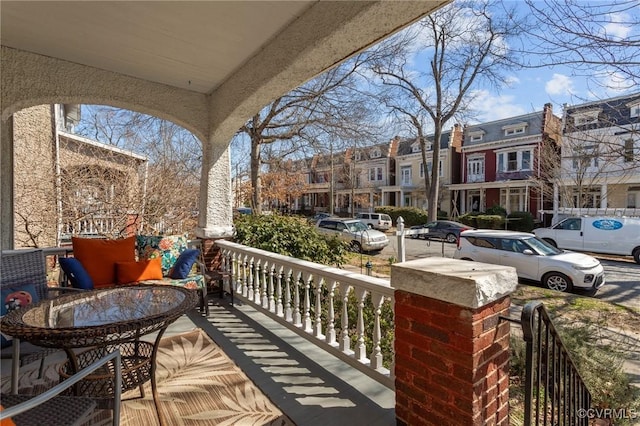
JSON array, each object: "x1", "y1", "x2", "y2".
[
  {"x1": 400, "y1": 166, "x2": 412, "y2": 185},
  {"x1": 629, "y1": 101, "x2": 640, "y2": 118},
  {"x1": 371, "y1": 148, "x2": 381, "y2": 158},
  {"x1": 496, "y1": 149, "x2": 533, "y2": 172},
  {"x1": 467, "y1": 156, "x2": 485, "y2": 182},
  {"x1": 469, "y1": 131, "x2": 484, "y2": 142}
]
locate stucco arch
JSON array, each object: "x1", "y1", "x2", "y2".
[{"x1": 1, "y1": 47, "x2": 210, "y2": 144}]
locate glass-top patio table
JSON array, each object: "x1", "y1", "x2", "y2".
[{"x1": 1, "y1": 285, "x2": 198, "y2": 425}]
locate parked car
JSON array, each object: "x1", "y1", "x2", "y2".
[
  {"x1": 533, "y1": 216, "x2": 640, "y2": 264},
  {"x1": 355, "y1": 213, "x2": 393, "y2": 231},
  {"x1": 453, "y1": 229, "x2": 605, "y2": 293},
  {"x1": 410, "y1": 220, "x2": 473, "y2": 243},
  {"x1": 316, "y1": 218, "x2": 389, "y2": 253},
  {"x1": 308, "y1": 212, "x2": 333, "y2": 224}
]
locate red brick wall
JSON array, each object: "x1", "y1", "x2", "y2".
[
  {"x1": 200, "y1": 237, "x2": 231, "y2": 279},
  {"x1": 394, "y1": 291, "x2": 510, "y2": 425}
]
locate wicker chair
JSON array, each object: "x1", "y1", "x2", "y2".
[
  {"x1": 1, "y1": 350, "x2": 122, "y2": 426},
  {"x1": 0, "y1": 249, "x2": 80, "y2": 393}
]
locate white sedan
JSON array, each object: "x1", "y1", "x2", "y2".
[{"x1": 453, "y1": 230, "x2": 605, "y2": 293}]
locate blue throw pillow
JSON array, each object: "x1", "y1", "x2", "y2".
[
  {"x1": 59, "y1": 257, "x2": 94, "y2": 290},
  {"x1": 1, "y1": 283, "x2": 40, "y2": 348},
  {"x1": 170, "y1": 249, "x2": 200, "y2": 279}
]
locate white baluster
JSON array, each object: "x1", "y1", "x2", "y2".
[
  {"x1": 371, "y1": 292, "x2": 384, "y2": 370},
  {"x1": 355, "y1": 287, "x2": 368, "y2": 362},
  {"x1": 253, "y1": 259, "x2": 262, "y2": 304},
  {"x1": 276, "y1": 266, "x2": 284, "y2": 317},
  {"x1": 284, "y1": 268, "x2": 293, "y2": 322},
  {"x1": 325, "y1": 280, "x2": 338, "y2": 346},
  {"x1": 293, "y1": 270, "x2": 302, "y2": 327},
  {"x1": 268, "y1": 263, "x2": 276, "y2": 312},
  {"x1": 303, "y1": 273, "x2": 313, "y2": 333},
  {"x1": 314, "y1": 277, "x2": 324, "y2": 338},
  {"x1": 340, "y1": 284, "x2": 352, "y2": 354}
]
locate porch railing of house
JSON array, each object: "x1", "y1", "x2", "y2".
[
  {"x1": 215, "y1": 240, "x2": 395, "y2": 388},
  {"x1": 521, "y1": 301, "x2": 592, "y2": 425}
]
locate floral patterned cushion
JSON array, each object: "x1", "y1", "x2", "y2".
[
  {"x1": 137, "y1": 274, "x2": 206, "y2": 291},
  {"x1": 136, "y1": 235, "x2": 189, "y2": 276}
]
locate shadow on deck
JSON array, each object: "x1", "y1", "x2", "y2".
[{"x1": 183, "y1": 296, "x2": 396, "y2": 426}]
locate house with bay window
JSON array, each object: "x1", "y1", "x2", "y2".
[
  {"x1": 448, "y1": 104, "x2": 561, "y2": 222},
  {"x1": 553, "y1": 92, "x2": 640, "y2": 220}
]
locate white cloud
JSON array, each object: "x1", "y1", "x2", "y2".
[
  {"x1": 468, "y1": 90, "x2": 527, "y2": 122},
  {"x1": 603, "y1": 13, "x2": 632, "y2": 39},
  {"x1": 545, "y1": 74, "x2": 575, "y2": 96},
  {"x1": 505, "y1": 75, "x2": 520, "y2": 88}
]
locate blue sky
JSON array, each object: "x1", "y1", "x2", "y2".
[{"x1": 465, "y1": 0, "x2": 639, "y2": 123}]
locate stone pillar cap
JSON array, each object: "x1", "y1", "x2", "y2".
[{"x1": 391, "y1": 258, "x2": 518, "y2": 309}]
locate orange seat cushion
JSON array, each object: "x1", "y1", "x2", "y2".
[
  {"x1": 72, "y1": 236, "x2": 136, "y2": 288},
  {"x1": 115, "y1": 258, "x2": 163, "y2": 284},
  {"x1": 0, "y1": 405, "x2": 16, "y2": 426}
]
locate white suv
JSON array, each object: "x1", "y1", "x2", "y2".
[
  {"x1": 316, "y1": 218, "x2": 389, "y2": 252},
  {"x1": 453, "y1": 230, "x2": 605, "y2": 293},
  {"x1": 355, "y1": 213, "x2": 392, "y2": 231}
]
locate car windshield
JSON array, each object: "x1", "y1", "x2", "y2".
[
  {"x1": 523, "y1": 236, "x2": 562, "y2": 256},
  {"x1": 347, "y1": 221, "x2": 368, "y2": 232}
]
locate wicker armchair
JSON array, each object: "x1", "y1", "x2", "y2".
[
  {"x1": 1, "y1": 350, "x2": 122, "y2": 426},
  {"x1": 0, "y1": 249, "x2": 80, "y2": 393}
]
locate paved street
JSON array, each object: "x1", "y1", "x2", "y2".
[{"x1": 376, "y1": 233, "x2": 640, "y2": 311}]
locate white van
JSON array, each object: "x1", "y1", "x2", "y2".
[{"x1": 533, "y1": 216, "x2": 640, "y2": 264}]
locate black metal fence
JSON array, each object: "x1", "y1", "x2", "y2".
[{"x1": 521, "y1": 301, "x2": 592, "y2": 425}]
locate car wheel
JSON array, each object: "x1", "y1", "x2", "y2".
[
  {"x1": 367, "y1": 224, "x2": 373, "y2": 229},
  {"x1": 350, "y1": 241, "x2": 362, "y2": 253},
  {"x1": 543, "y1": 238, "x2": 557, "y2": 248},
  {"x1": 633, "y1": 248, "x2": 640, "y2": 264},
  {"x1": 411, "y1": 233, "x2": 419, "y2": 239},
  {"x1": 445, "y1": 233, "x2": 457, "y2": 243},
  {"x1": 543, "y1": 272, "x2": 573, "y2": 292}
]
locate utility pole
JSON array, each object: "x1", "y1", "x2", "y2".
[{"x1": 329, "y1": 143, "x2": 334, "y2": 216}]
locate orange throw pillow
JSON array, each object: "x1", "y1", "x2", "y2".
[
  {"x1": 72, "y1": 236, "x2": 136, "y2": 288},
  {"x1": 116, "y1": 258, "x2": 163, "y2": 284},
  {"x1": 0, "y1": 404, "x2": 16, "y2": 426}
]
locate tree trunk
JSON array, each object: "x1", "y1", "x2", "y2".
[{"x1": 427, "y1": 124, "x2": 442, "y2": 222}]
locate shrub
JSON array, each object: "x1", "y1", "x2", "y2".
[
  {"x1": 375, "y1": 206, "x2": 428, "y2": 227},
  {"x1": 506, "y1": 211, "x2": 535, "y2": 232},
  {"x1": 457, "y1": 213, "x2": 479, "y2": 228},
  {"x1": 485, "y1": 204, "x2": 507, "y2": 217},
  {"x1": 233, "y1": 213, "x2": 347, "y2": 266},
  {"x1": 475, "y1": 214, "x2": 504, "y2": 229}
]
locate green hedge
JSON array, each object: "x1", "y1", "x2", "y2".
[
  {"x1": 233, "y1": 213, "x2": 347, "y2": 266},
  {"x1": 506, "y1": 211, "x2": 535, "y2": 232}
]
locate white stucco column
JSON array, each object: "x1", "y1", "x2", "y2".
[
  {"x1": 195, "y1": 135, "x2": 234, "y2": 239},
  {"x1": 601, "y1": 183, "x2": 608, "y2": 209}
]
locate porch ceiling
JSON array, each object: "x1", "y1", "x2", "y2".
[{"x1": 1, "y1": 1, "x2": 446, "y2": 95}]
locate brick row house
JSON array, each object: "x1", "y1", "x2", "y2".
[
  {"x1": 448, "y1": 104, "x2": 562, "y2": 224},
  {"x1": 261, "y1": 94, "x2": 640, "y2": 223}
]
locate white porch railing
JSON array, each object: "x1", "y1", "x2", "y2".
[{"x1": 215, "y1": 240, "x2": 395, "y2": 388}]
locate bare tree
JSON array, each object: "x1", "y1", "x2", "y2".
[
  {"x1": 75, "y1": 106, "x2": 201, "y2": 236},
  {"x1": 365, "y1": 0, "x2": 523, "y2": 221},
  {"x1": 522, "y1": 0, "x2": 640, "y2": 90},
  {"x1": 237, "y1": 55, "x2": 378, "y2": 215}
]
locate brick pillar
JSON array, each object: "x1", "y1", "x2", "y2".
[
  {"x1": 200, "y1": 237, "x2": 232, "y2": 279},
  {"x1": 391, "y1": 258, "x2": 518, "y2": 426}
]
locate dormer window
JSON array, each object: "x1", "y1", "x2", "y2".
[
  {"x1": 629, "y1": 100, "x2": 640, "y2": 118},
  {"x1": 468, "y1": 130, "x2": 484, "y2": 142},
  {"x1": 571, "y1": 109, "x2": 601, "y2": 126},
  {"x1": 354, "y1": 151, "x2": 362, "y2": 161},
  {"x1": 371, "y1": 148, "x2": 381, "y2": 158},
  {"x1": 411, "y1": 144, "x2": 420, "y2": 153},
  {"x1": 502, "y1": 122, "x2": 527, "y2": 136}
]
